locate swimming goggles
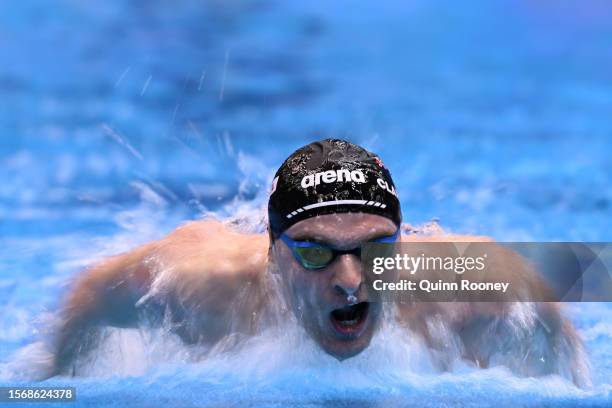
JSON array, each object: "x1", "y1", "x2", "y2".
[{"x1": 280, "y1": 229, "x2": 400, "y2": 270}]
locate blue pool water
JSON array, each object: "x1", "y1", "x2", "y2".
[{"x1": 1, "y1": 0, "x2": 611, "y2": 406}]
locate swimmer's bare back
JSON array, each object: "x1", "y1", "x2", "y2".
[{"x1": 51, "y1": 219, "x2": 269, "y2": 377}]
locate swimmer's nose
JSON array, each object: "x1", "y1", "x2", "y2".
[{"x1": 332, "y1": 254, "x2": 363, "y2": 298}]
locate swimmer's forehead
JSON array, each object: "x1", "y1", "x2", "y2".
[{"x1": 285, "y1": 213, "x2": 397, "y2": 247}]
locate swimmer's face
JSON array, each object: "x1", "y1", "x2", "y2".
[{"x1": 272, "y1": 213, "x2": 397, "y2": 360}]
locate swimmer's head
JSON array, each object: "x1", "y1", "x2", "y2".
[
  {"x1": 268, "y1": 139, "x2": 402, "y2": 360},
  {"x1": 268, "y1": 139, "x2": 401, "y2": 240}
]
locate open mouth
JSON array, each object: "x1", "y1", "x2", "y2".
[{"x1": 330, "y1": 302, "x2": 369, "y2": 338}]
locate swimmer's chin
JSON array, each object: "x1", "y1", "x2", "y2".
[
  {"x1": 327, "y1": 343, "x2": 370, "y2": 361},
  {"x1": 318, "y1": 330, "x2": 375, "y2": 361}
]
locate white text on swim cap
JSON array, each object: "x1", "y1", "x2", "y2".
[
  {"x1": 301, "y1": 169, "x2": 366, "y2": 188},
  {"x1": 377, "y1": 178, "x2": 398, "y2": 198}
]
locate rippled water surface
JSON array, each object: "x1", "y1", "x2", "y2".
[{"x1": 1, "y1": 0, "x2": 611, "y2": 406}]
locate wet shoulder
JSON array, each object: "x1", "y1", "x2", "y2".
[
  {"x1": 401, "y1": 233, "x2": 494, "y2": 243},
  {"x1": 154, "y1": 219, "x2": 269, "y2": 281}
]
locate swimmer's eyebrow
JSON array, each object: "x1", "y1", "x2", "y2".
[{"x1": 289, "y1": 228, "x2": 397, "y2": 246}]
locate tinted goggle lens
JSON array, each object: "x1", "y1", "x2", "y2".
[
  {"x1": 282, "y1": 230, "x2": 399, "y2": 270},
  {"x1": 293, "y1": 246, "x2": 333, "y2": 269}
]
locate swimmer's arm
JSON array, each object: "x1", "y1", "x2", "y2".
[
  {"x1": 458, "y1": 301, "x2": 590, "y2": 387},
  {"x1": 52, "y1": 242, "x2": 156, "y2": 376},
  {"x1": 50, "y1": 219, "x2": 268, "y2": 376},
  {"x1": 398, "y1": 233, "x2": 589, "y2": 386}
]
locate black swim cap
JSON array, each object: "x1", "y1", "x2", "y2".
[{"x1": 268, "y1": 139, "x2": 402, "y2": 239}]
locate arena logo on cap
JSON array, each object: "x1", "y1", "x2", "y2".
[{"x1": 301, "y1": 168, "x2": 366, "y2": 188}]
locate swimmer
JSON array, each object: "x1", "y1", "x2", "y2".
[{"x1": 48, "y1": 139, "x2": 589, "y2": 386}]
